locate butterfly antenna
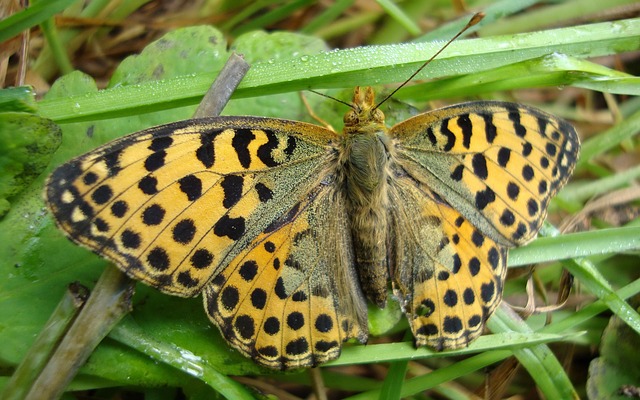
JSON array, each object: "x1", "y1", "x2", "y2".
[
  {"x1": 374, "y1": 12, "x2": 485, "y2": 110},
  {"x1": 308, "y1": 89, "x2": 354, "y2": 109}
]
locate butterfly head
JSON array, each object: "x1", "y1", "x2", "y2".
[{"x1": 343, "y1": 86, "x2": 385, "y2": 135}]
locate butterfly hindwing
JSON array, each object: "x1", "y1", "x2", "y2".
[
  {"x1": 46, "y1": 117, "x2": 337, "y2": 297},
  {"x1": 203, "y1": 185, "x2": 368, "y2": 369},
  {"x1": 389, "y1": 174, "x2": 507, "y2": 349},
  {"x1": 391, "y1": 101, "x2": 579, "y2": 247}
]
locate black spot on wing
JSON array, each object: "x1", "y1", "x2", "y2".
[
  {"x1": 507, "y1": 105, "x2": 527, "y2": 138},
  {"x1": 285, "y1": 337, "x2": 309, "y2": 356},
  {"x1": 522, "y1": 142, "x2": 533, "y2": 157},
  {"x1": 457, "y1": 114, "x2": 472, "y2": 149},
  {"x1": 251, "y1": 288, "x2": 267, "y2": 309},
  {"x1": 138, "y1": 175, "x2": 158, "y2": 195},
  {"x1": 537, "y1": 116, "x2": 548, "y2": 136},
  {"x1": 440, "y1": 119, "x2": 456, "y2": 151},
  {"x1": 426, "y1": 127, "x2": 437, "y2": 145},
  {"x1": 178, "y1": 175, "x2": 202, "y2": 201},
  {"x1": 190, "y1": 248, "x2": 214, "y2": 269},
  {"x1": 220, "y1": 175, "x2": 244, "y2": 209},
  {"x1": 257, "y1": 130, "x2": 280, "y2": 167},
  {"x1": 120, "y1": 229, "x2": 141, "y2": 249},
  {"x1": 443, "y1": 316, "x2": 463, "y2": 334},
  {"x1": 546, "y1": 142, "x2": 557, "y2": 157},
  {"x1": 255, "y1": 182, "x2": 273, "y2": 203},
  {"x1": 213, "y1": 215, "x2": 245, "y2": 240},
  {"x1": 144, "y1": 151, "x2": 166, "y2": 172},
  {"x1": 239, "y1": 260, "x2": 258, "y2": 281},
  {"x1": 92, "y1": 185, "x2": 113, "y2": 205},
  {"x1": 197, "y1": 130, "x2": 220, "y2": 168},
  {"x1": 264, "y1": 317, "x2": 280, "y2": 334},
  {"x1": 103, "y1": 149, "x2": 123, "y2": 176},
  {"x1": 83, "y1": 171, "x2": 98, "y2": 185},
  {"x1": 522, "y1": 165, "x2": 535, "y2": 181},
  {"x1": 147, "y1": 247, "x2": 170, "y2": 271},
  {"x1": 450, "y1": 164, "x2": 464, "y2": 181},
  {"x1": 177, "y1": 271, "x2": 199, "y2": 288},
  {"x1": 472, "y1": 154, "x2": 488, "y2": 180},
  {"x1": 142, "y1": 204, "x2": 165, "y2": 226},
  {"x1": 173, "y1": 219, "x2": 196, "y2": 244},
  {"x1": 500, "y1": 209, "x2": 515, "y2": 226},
  {"x1": 475, "y1": 187, "x2": 495, "y2": 210},
  {"x1": 232, "y1": 129, "x2": 255, "y2": 168},
  {"x1": 110, "y1": 200, "x2": 128, "y2": 218},
  {"x1": 507, "y1": 182, "x2": 520, "y2": 200},
  {"x1": 481, "y1": 112, "x2": 497, "y2": 143},
  {"x1": 149, "y1": 136, "x2": 173, "y2": 151},
  {"x1": 497, "y1": 147, "x2": 511, "y2": 167},
  {"x1": 93, "y1": 217, "x2": 109, "y2": 232},
  {"x1": 284, "y1": 135, "x2": 297, "y2": 156}
]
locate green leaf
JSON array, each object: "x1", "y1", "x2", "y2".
[
  {"x1": 0, "y1": 112, "x2": 61, "y2": 217},
  {"x1": 587, "y1": 305, "x2": 640, "y2": 400},
  {"x1": 0, "y1": 87, "x2": 38, "y2": 113}
]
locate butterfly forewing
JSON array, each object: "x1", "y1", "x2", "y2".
[
  {"x1": 46, "y1": 117, "x2": 338, "y2": 297},
  {"x1": 391, "y1": 101, "x2": 580, "y2": 247}
]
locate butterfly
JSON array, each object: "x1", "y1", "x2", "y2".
[{"x1": 45, "y1": 85, "x2": 579, "y2": 370}]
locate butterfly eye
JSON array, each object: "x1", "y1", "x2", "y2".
[
  {"x1": 371, "y1": 109, "x2": 384, "y2": 124},
  {"x1": 343, "y1": 110, "x2": 359, "y2": 126}
]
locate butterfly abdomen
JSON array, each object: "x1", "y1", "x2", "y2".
[{"x1": 341, "y1": 87, "x2": 395, "y2": 308}]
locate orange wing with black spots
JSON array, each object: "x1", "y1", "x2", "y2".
[
  {"x1": 46, "y1": 117, "x2": 337, "y2": 297},
  {"x1": 389, "y1": 175, "x2": 507, "y2": 349},
  {"x1": 203, "y1": 186, "x2": 368, "y2": 369},
  {"x1": 391, "y1": 101, "x2": 580, "y2": 247},
  {"x1": 388, "y1": 101, "x2": 579, "y2": 348}
]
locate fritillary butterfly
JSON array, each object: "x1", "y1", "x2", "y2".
[{"x1": 46, "y1": 83, "x2": 579, "y2": 370}]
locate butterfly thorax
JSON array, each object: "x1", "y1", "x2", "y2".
[{"x1": 339, "y1": 86, "x2": 394, "y2": 308}]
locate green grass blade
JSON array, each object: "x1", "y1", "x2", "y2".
[
  {"x1": 487, "y1": 306, "x2": 579, "y2": 399},
  {"x1": 375, "y1": 0, "x2": 420, "y2": 35},
  {"x1": 539, "y1": 224, "x2": 640, "y2": 338},
  {"x1": 509, "y1": 227, "x2": 640, "y2": 267},
  {"x1": 328, "y1": 331, "x2": 581, "y2": 366},
  {"x1": 39, "y1": 18, "x2": 73, "y2": 75},
  {"x1": 561, "y1": 165, "x2": 640, "y2": 204},
  {"x1": 300, "y1": 0, "x2": 355, "y2": 34},
  {"x1": 37, "y1": 18, "x2": 640, "y2": 124},
  {"x1": 577, "y1": 108, "x2": 640, "y2": 169},
  {"x1": 396, "y1": 54, "x2": 640, "y2": 101},
  {"x1": 415, "y1": 0, "x2": 538, "y2": 42},
  {"x1": 378, "y1": 360, "x2": 407, "y2": 400},
  {"x1": 543, "y1": 279, "x2": 640, "y2": 337},
  {"x1": 109, "y1": 317, "x2": 256, "y2": 400},
  {"x1": 0, "y1": 0, "x2": 75, "y2": 43},
  {"x1": 480, "y1": 0, "x2": 639, "y2": 35},
  {"x1": 231, "y1": 0, "x2": 316, "y2": 35}
]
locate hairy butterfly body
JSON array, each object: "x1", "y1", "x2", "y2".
[{"x1": 46, "y1": 86, "x2": 579, "y2": 370}]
